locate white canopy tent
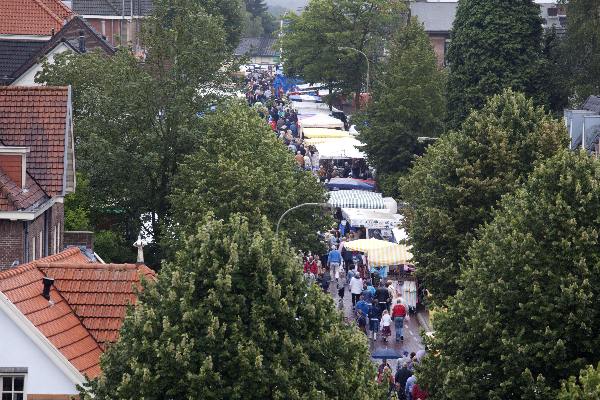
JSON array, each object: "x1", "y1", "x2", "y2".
[
  {"x1": 291, "y1": 101, "x2": 342, "y2": 115},
  {"x1": 341, "y1": 208, "x2": 402, "y2": 230},
  {"x1": 299, "y1": 114, "x2": 345, "y2": 129},
  {"x1": 314, "y1": 138, "x2": 365, "y2": 159}
]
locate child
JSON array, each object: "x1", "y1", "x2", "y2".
[{"x1": 381, "y1": 310, "x2": 392, "y2": 342}]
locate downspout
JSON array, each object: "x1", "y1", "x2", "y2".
[
  {"x1": 23, "y1": 221, "x2": 29, "y2": 263},
  {"x1": 43, "y1": 210, "x2": 49, "y2": 257}
]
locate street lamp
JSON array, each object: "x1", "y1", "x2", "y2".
[
  {"x1": 276, "y1": 202, "x2": 333, "y2": 236},
  {"x1": 338, "y1": 46, "x2": 370, "y2": 95}
]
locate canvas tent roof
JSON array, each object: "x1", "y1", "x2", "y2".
[
  {"x1": 300, "y1": 114, "x2": 345, "y2": 129},
  {"x1": 327, "y1": 190, "x2": 385, "y2": 209}
]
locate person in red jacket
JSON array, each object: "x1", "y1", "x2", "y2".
[
  {"x1": 391, "y1": 298, "x2": 407, "y2": 342},
  {"x1": 411, "y1": 383, "x2": 428, "y2": 400},
  {"x1": 304, "y1": 256, "x2": 318, "y2": 279}
]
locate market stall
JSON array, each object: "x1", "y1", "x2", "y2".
[
  {"x1": 299, "y1": 114, "x2": 345, "y2": 130},
  {"x1": 314, "y1": 138, "x2": 365, "y2": 159},
  {"x1": 326, "y1": 177, "x2": 376, "y2": 191},
  {"x1": 302, "y1": 128, "x2": 350, "y2": 138},
  {"x1": 341, "y1": 208, "x2": 402, "y2": 240},
  {"x1": 327, "y1": 190, "x2": 386, "y2": 209}
]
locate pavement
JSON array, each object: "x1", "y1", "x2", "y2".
[{"x1": 326, "y1": 275, "x2": 425, "y2": 362}]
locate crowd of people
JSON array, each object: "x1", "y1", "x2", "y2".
[
  {"x1": 244, "y1": 66, "x2": 425, "y2": 399},
  {"x1": 377, "y1": 351, "x2": 428, "y2": 400}
]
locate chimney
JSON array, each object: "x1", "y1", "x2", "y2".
[
  {"x1": 42, "y1": 277, "x2": 54, "y2": 300},
  {"x1": 78, "y1": 30, "x2": 86, "y2": 53}
]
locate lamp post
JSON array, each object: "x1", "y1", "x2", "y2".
[
  {"x1": 338, "y1": 46, "x2": 370, "y2": 95},
  {"x1": 276, "y1": 203, "x2": 333, "y2": 236}
]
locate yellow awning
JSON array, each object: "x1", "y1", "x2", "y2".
[
  {"x1": 368, "y1": 244, "x2": 413, "y2": 266},
  {"x1": 343, "y1": 239, "x2": 413, "y2": 266},
  {"x1": 302, "y1": 128, "x2": 351, "y2": 139},
  {"x1": 343, "y1": 239, "x2": 396, "y2": 253}
]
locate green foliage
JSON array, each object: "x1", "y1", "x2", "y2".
[
  {"x1": 446, "y1": 0, "x2": 546, "y2": 128},
  {"x1": 169, "y1": 102, "x2": 329, "y2": 254},
  {"x1": 559, "y1": 363, "x2": 600, "y2": 399},
  {"x1": 418, "y1": 150, "x2": 600, "y2": 399},
  {"x1": 82, "y1": 215, "x2": 384, "y2": 400},
  {"x1": 64, "y1": 173, "x2": 91, "y2": 231},
  {"x1": 243, "y1": 11, "x2": 266, "y2": 37},
  {"x1": 360, "y1": 18, "x2": 446, "y2": 178},
  {"x1": 36, "y1": 0, "x2": 239, "y2": 266},
  {"x1": 562, "y1": 0, "x2": 600, "y2": 106},
  {"x1": 280, "y1": 0, "x2": 405, "y2": 97},
  {"x1": 245, "y1": 0, "x2": 268, "y2": 17},
  {"x1": 94, "y1": 230, "x2": 134, "y2": 263},
  {"x1": 401, "y1": 90, "x2": 567, "y2": 301}
]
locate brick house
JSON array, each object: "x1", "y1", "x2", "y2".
[
  {"x1": 0, "y1": 86, "x2": 76, "y2": 269},
  {"x1": 0, "y1": 247, "x2": 155, "y2": 399},
  {"x1": 71, "y1": 0, "x2": 153, "y2": 49}
]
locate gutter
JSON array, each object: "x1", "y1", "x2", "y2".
[{"x1": 0, "y1": 197, "x2": 63, "y2": 222}]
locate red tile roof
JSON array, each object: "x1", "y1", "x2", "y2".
[
  {"x1": 0, "y1": 248, "x2": 102, "y2": 378},
  {"x1": 0, "y1": 87, "x2": 70, "y2": 197},
  {"x1": 0, "y1": 248, "x2": 156, "y2": 378},
  {"x1": 0, "y1": 0, "x2": 74, "y2": 36},
  {"x1": 0, "y1": 169, "x2": 48, "y2": 211},
  {"x1": 38, "y1": 263, "x2": 156, "y2": 348}
]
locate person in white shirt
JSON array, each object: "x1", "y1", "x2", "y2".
[
  {"x1": 380, "y1": 310, "x2": 392, "y2": 342},
  {"x1": 349, "y1": 274, "x2": 363, "y2": 307}
]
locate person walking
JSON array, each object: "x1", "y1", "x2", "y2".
[
  {"x1": 392, "y1": 298, "x2": 407, "y2": 342},
  {"x1": 405, "y1": 373, "x2": 417, "y2": 400},
  {"x1": 368, "y1": 301, "x2": 383, "y2": 341},
  {"x1": 349, "y1": 273, "x2": 363, "y2": 307},
  {"x1": 375, "y1": 281, "x2": 390, "y2": 311},
  {"x1": 381, "y1": 309, "x2": 392, "y2": 342},
  {"x1": 395, "y1": 362, "x2": 412, "y2": 400},
  {"x1": 327, "y1": 245, "x2": 342, "y2": 283}
]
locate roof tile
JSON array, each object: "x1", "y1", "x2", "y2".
[{"x1": 0, "y1": 0, "x2": 74, "y2": 36}]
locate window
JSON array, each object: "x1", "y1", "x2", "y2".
[
  {"x1": 547, "y1": 7, "x2": 558, "y2": 17},
  {"x1": 1, "y1": 376, "x2": 25, "y2": 400}
]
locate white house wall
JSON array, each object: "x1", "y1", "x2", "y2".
[
  {"x1": 0, "y1": 306, "x2": 78, "y2": 396},
  {"x1": 11, "y1": 43, "x2": 73, "y2": 86}
]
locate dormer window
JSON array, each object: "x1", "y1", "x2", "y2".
[{"x1": 0, "y1": 147, "x2": 29, "y2": 189}]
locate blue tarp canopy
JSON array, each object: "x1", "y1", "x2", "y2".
[{"x1": 326, "y1": 178, "x2": 375, "y2": 192}]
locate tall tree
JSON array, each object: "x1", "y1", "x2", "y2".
[
  {"x1": 559, "y1": 363, "x2": 600, "y2": 399},
  {"x1": 562, "y1": 0, "x2": 600, "y2": 106},
  {"x1": 401, "y1": 90, "x2": 567, "y2": 301},
  {"x1": 280, "y1": 0, "x2": 405, "y2": 103},
  {"x1": 245, "y1": 0, "x2": 268, "y2": 18},
  {"x1": 36, "y1": 0, "x2": 240, "y2": 266},
  {"x1": 418, "y1": 150, "x2": 600, "y2": 399},
  {"x1": 446, "y1": 0, "x2": 545, "y2": 128},
  {"x1": 360, "y1": 18, "x2": 446, "y2": 196},
  {"x1": 168, "y1": 102, "x2": 329, "y2": 254},
  {"x1": 82, "y1": 215, "x2": 385, "y2": 400}
]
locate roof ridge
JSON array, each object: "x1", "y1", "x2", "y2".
[
  {"x1": 40, "y1": 262, "x2": 146, "y2": 270},
  {"x1": 32, "y1": 0, "x2": 68, "y2": 25},
  {"x1": 0, "y1": 263, "x2": 38, "y2": 279}
]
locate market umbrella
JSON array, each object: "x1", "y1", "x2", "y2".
[{"x1": 371, "y1": 347, "x2": 401, "y2": 359}]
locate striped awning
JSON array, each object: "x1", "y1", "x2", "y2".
[{"x1": 327, "y1": 190, "x2": 386, "y2": 209}]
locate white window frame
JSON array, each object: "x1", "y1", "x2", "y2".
[
  {"x1": 31, "y1": 238, "x2": 35, "y2": 261},
  {"x1": 38, "y1": 231, "x2": 43, "y2": 259},
  {"x1": 0, "y1": 371, "x2": 27, "y2": 400}
]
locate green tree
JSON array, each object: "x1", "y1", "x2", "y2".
[
  {"x1": 280, "y1": 0, "x2": 405, "y2": 104},
  {"x1": 37, "y1": 0, "x2": 239, "y2": 265},
  {"x1": 562, "y1": 0, "x2": 600, "y2": 106},
  {"x1": 446, "y1": 0, "x2": 545, "y2": 128},
  {"x1": 559, "y1": 363, "x2": 600, "y2": 399},
  {"x1": 360, "y1": 18, "x2": 446, "y2": 196},
  {"x1": 168, "y1": 102, "x2": 329, "y2": 254},
  {"x1": 418, "y1": 150, "x2": 600, "y2": 399},
  {"x1": 401, "y1": 90, "x2": 567, "y2": 301},
  {"x1": 82, "y1": 215, "x2": 384, "y2": 400}
]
